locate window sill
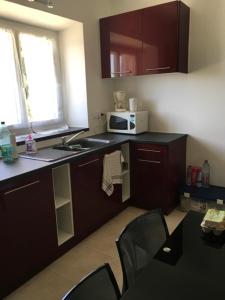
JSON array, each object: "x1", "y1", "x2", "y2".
[{"x1": 16, "y1": 127, "x2": 89, "y2": 146}]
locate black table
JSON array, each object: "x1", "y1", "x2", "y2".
[{"x1": 121, "y1": 211, "x2": 225, "y2": 300}]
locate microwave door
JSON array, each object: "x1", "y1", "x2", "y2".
[{"x1": 110, "y1": 115, "x2": 128, "y2": 130}]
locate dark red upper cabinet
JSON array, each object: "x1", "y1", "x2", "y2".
[
  {"x1": 100, "y1": 11, "x2": 142, "y2": 78},
  {"x1": 99, "y1": 1, "x2": 190, "y2": 78},
  {"x1": 142, "y1": 1, "x2": 189, "y2": 75}
]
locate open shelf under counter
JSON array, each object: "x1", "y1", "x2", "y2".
[
  {"x1": 57, "y1": 230, "x2": 74, "y2": 246},
  {"x1": 55, "y1": 197, "x2": 71, "y2": 209},
  {"x1": 52, "y1": 164, "x2": 74, "y2": 246},
  {"x1": 55, "y1": 202, "x2": 74, "y2": 246}
]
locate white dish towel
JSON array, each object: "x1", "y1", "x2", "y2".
[{"x1": 102, "y1": 150, "x2": 124, "y2": 196}]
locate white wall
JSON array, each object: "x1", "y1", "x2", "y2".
[
  {"x1": 109, "y1": 0, "x2": 225, "y2": 187},
  {"x1": 59, "y1": 23, "x2": 88, "y2": 128}
]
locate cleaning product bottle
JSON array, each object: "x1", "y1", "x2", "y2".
[
  {"x1": 202, "y1": 160, "x2": 210, "y2": 188},
  {"x1": 25, "y1": 134, "x2": 37, "y2": 154}
]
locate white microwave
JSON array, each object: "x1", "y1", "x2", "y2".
[{"x1": 107, "y1": 111, "x2": 148, "y2": 134}]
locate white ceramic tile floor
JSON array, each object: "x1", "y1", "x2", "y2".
[{"x1": 4, "y1": 206, "x2": 186, "y2": 300}]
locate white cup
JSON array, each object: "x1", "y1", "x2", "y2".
[{"x1": 129, "y1": 98, "x2": 138, "y2": 112}]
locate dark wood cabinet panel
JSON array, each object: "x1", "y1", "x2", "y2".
[
  {"x1": 131, "y1": 138, "x2": 186, "y2": 214},
  {"x1": 100, "y1": 1, "x2": 190, "y2": 78},
  {"x1": 142, "y1": 1, "x2": 190, "y2": 74},
  {"x1": 142, "y1": 2, "x2": 178, "y2": 74},
  {"x1": 70, "y1": 151, "x2": 124, "y2": 241},
  {"x1": 70, "y1": 154, "x2": 104, "y2": 239},
  {"x1": 0, "y1": 171, "x2": 57, "y2": 298},
  {"x1": 100, "y1": 11, "x2": 142, "y2": 78},
  {"x1": 132, "y1": 157, "x2": 167, "y2": 210}
]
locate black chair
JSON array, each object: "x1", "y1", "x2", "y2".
[
  {"x1": 61, "y1": 263, "x2": 121, "y2": 300},
  {"x1": 116, "y1": 209, "x2": 169, "y2": 293}
]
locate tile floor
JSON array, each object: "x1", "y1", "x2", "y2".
[{"x1": 5, "y1": 206, "x2": 186, "y2": 300}]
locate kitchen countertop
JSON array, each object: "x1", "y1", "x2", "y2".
[
  {"x1": 95, "y1": 132, "x2": 187, "y2": 144},
  {"x1": 0, "y1": 132, "x2": 187, "y2": 185}
]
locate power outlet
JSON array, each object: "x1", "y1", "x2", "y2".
[
  {"x1": 93, "y1": 112, "x2": 106, "y2": 120},
  {"x1": 93, "y1": 112, "x2": 101, "y2": 120}
]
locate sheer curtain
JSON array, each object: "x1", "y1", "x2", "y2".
[
  {"x1": 0, "y1": 27, "x2": 67, "y2": 135},
  {"x1": 19, "y1": 33, "x2": 67, "y2": 132},
  {"x1": 0, "y1": 28, "x2": 28, "y2": 130}
]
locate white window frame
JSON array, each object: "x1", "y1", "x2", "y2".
[{"x1": 0, "y1": 18, "x2": 67, "y2": 135}]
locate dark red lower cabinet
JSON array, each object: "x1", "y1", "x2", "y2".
[
  {"x1": 130, "y1": 138, "x2": 186, "y2": 214},
  {"x1": 70, "y1": 152, "x2": 125, "y2": 241},
  {"x1": 0, "y1": 170, "x2": 58, "y2": 298}
]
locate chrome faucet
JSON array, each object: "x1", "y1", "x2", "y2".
[{"x1": 62, "y1": 130, "x2": 85, "y2": 145}]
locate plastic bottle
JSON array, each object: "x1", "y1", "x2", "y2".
[
  {"x1": 1, "y1": 145, "x2": 14, "y2": 163},
  {"x1": 0, "y1": 121, "x2": 10, "y2": 146},
  {"x1": 0, "y1": 121, "x2": 11, "y2": 160},
  {"x1": 191, "y1": 166, "x2": 199, "y2": 186},
  {"x1": 25, "y1": 134, "x2": 37, "y2": 154},
  {"x1": 196, "y1": 168, "x2": 202, "y2": 188},
  {"x1": 10, "y1": 132, "x2": 18, "y2": 159},
  {"x1": 202, "y1": 160, "x2": 210, "y2": 188}
]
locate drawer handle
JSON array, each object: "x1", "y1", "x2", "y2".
[
  {"x1": 111, "y1": 70, "x2": 132, "y2": 75},
  {"x1": 4, "y1": 180, "x2": 40, "y2": 195},
  {"x1": 78, "y1": 158, "x2": 99, "y2": 168},
  {"x1": 138, "y1": 159, "x2": 161, "y2": 164},
  {"x1": 137, "y1": 148, "x2": 161, "y2": 153},
  {"x1": 146, "y1": 66, "x2": 171, "y2": 71}
]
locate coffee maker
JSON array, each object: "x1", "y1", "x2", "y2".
[{"x1": 113, "y1": 91, "x2": 127, "y2": 112}]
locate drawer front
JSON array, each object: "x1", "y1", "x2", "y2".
[{"x1": 134, "y1": 143, "x2": 167, "y2": 163}]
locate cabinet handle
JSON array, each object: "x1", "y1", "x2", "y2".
[
  {"x1": 146, "y1": 66, "x2": 171, "y2": 71},
  {"x1": 78, "y1": 158, "x2": 99, "y2": 168},
  {"x1": 111, "y1": 70, "x2": 132, "y2": 75},
  {"x1": 4, "y1": 180, "x2": 40, "y2": 195},
  {"x1": 137, "y1": 148, "x2": 161, "y2": 153},
  {"x1": 138, "y1": 159, "x2": 161, "y2": 164}
]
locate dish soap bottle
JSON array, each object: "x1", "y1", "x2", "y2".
[
  {"x1": 25, "y1": 134, "x2": 37, "y2": 154},
  {"x1": 202, "y1": 160, "x2": 210, "y2": 188}
]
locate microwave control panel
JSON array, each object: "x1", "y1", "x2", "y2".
[{"x1": 129, "y1": 114, "x2": 136, "y2": 129}]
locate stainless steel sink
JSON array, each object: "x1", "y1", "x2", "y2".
[
  {"x1": 18, "y1": 148, "x2": 80, "y2": 162},
  {"x1": 53, "y1": 138, "x2": 111, "y2": 152}
]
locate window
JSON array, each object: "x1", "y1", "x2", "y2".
[{"x1": 0, "y1": 21, "x2": 66, "y2": 134}]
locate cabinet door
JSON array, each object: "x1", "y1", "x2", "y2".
[
  {"x1": 71, "y1": 154, "x2": 103, "y2": 239},
  {"x1": 131, "y1": 144, "x2": 168, "y2": 211},
  {"x1": 100, "y1": 11, "x2": 142, "y2": 78},
  {"x1": 142, "y1": 1, "x2": 179, "y2": 75},
  {"x1": 71, "y1": 152, "x2": 123, "y2": 241},
  {"x1": 0, "y1": 171, "x2": 57, "y2": 298},
  {"x1": 0, "y1": 193, "x2": 8, "y2": 298}
]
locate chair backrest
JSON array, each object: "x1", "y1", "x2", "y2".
[
  {"x1": 62, "y1": 263, "x2": 121, "y2": 300},
  {"x1": 116, "y1": 209, "x2": 169, "y2": 293}
]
